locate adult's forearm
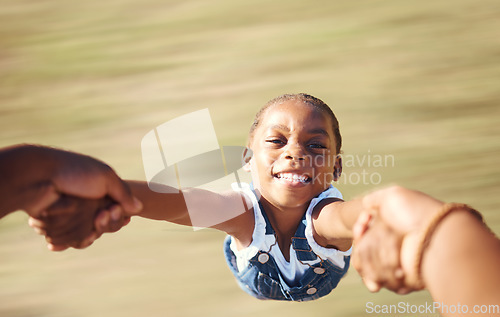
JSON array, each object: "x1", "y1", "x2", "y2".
[{"x1": 422, "y1": 208, "x2": 500, "y2": 313}]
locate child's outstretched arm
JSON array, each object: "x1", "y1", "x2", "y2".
[
  {"x1": 310, "y1": 198, "x2": 364, "y2": 251},
  {"x1": 32, "y1": 181, "x2": 255, "y2": 250},
  {"x1": 101, "y1": 180, "x2": 255, "y2": 245},
  {"x1": 125, "y1": 180, "x2": 191, "y2": 225}
]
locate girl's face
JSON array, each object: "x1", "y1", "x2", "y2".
[{"x1": 247, "y1": 100, "x2": 340, "y2": 210}]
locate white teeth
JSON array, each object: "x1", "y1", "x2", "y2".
[{"x1": 276, "y1": 173, "x2": 309, "y2": 184}]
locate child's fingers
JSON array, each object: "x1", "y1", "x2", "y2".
[
  {"x1": 353, "y1": 211, "x2": 373, "y2": 240},
  {"x1": 353, "y1": 233, "x2": 380, "y2": 291},
  {"x1": 95, "y1": 205, "x2": 127, "y2": 234},
  {"x1": 371, "y1": 218, "x2": 407, "y2": 292},
  {"x1": 94, "y1": 209, "x2": 112, "y2": 234},
  {"x1": 47, "y1": 242, "x2": 69, "y2": 252},
  {"x1": 43, "y1": 215, "x2": 93, "y2": 246},
  {"x1": 354, "y1": 247, "x2": 382, "y2": 292},
  {"x1": 111, "y1": 204, "x2": 122, "y2": 221},
  {"x1": 364, "y1": 278, "x2": 382, "y2": 293},
  {"x1": 46, "y1": 203, "x2": 128, "y2": 250},
  {"x1": 28, "y1": 217, "x2": 47, "y2": 235},
  {"x1": 95, "y1": 209, "x2": 111, "y2": 233},
  {"x1": 73, "y1": 232, "x2": 98, "y2": 249},
  {"x1": 49, "y1": 233, "x2": 96, "y2": 251},
  {"x1": 353, "y1": 215, "x2": 409, "y2": 294},
  {"x1": 396, "y1": 286, "x2": 412, "y2": 295},
  {"x1": 107, "y1": 205, "x2": 127, "y2": 232},
  {"x1": 30, "y1": 216, "x2": 79, "y2": 250},
  {"x1": 28, "y1": 216, "x2": 44, "y2": 228},
  {"x1": 37, "y1": 196, "x2": 99, "y2": 238}
]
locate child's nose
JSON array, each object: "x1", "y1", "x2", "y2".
[{"x1": 284, "y1": 143, "x2": 306, "y2": 161}]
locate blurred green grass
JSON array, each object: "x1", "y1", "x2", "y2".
[{"x1": 1, "y1": 0, "x2": 499, "y2": 316}]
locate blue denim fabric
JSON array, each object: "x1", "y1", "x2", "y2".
[{"x1": 223, "y1": 202, "x2": 350, "y2": 301}]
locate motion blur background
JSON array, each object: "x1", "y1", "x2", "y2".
[{"x1": 1, "y1": 1, "x2": 499, "y2": 316}]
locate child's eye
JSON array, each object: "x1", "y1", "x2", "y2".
[
  {"x1": 266, "y1": 139, "x2": 285, "y2": 145},
  {"x1": 308, "y1": 143, "x2": 326, "y2": 149}
]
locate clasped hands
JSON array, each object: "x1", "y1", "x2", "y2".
[
  {"x1": 29, "y1": 195, "x2": 132, "y2": 251},
  {"x1": 352, "y1": 186, "x2": 446, "y2": 294},
  {"x1": 11, "y1": 145, "x2": 143, "y2": 251}
]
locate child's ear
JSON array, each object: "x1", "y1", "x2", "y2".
[
  {"x1": 242, "y1": 147, "x2": 253, "y2": 172},
  {"x1": 333, "y1": 155, "x2": 342, "y2": 181}
]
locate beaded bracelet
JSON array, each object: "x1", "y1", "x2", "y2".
[{"x1": 412, "y1": 203, "x2": 484, "y2": 289}]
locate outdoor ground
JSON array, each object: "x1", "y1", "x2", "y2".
[{"x1": 1, "y1": 1, "x2": 499, "y2": 316}]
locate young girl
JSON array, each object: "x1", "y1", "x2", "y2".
[{"x1": 37, "y1": 93, "x2": 364, "y2": 301}]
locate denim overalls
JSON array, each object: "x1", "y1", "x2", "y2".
[{"x1": 223, "y1": 193, "x2": 350, "y2": 302}]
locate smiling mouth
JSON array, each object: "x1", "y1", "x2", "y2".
[{"x1": 274, "y1": 172, "x2": 312, "y2": 184}]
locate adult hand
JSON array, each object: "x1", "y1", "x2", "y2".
[
  {"x1": 0, "y1": 144, "x2": 142, "y2": 219},
  {"x1": 1, "y1": 144, "x2": 142, "y2": 250},
  {"x1": 352, "y1": 186, "x2": 444, "y2": 293},
  {"x1": 353, "y1": 212, "x2": 407, "y2": 293},
  {"x1": 46, "y1": 146, "x2": 143, "y2": 218},
  {"x1": 29, "y1": 196, "x2": 131, "y2": 251}
]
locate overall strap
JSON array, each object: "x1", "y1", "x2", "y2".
[
  {"x1": 291, "y1": 217, "x2": 318, "y2": 261},
  {"x1": 256, "y1": 201, "x2": 275, "y2": 235},
  {"x1": 249, "y1": 185, "x2": 275, "y2": 235},
  {"x1": 255, "y1": 189, "x2": 317, "y2": 261}
]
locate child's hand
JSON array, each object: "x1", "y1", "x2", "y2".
[
  {"x1": 92, "y1": 204, "x2": 132, "y2": 241},
  {"x1": 28, "y1": 195, "x2": 131, "y2": 251}
]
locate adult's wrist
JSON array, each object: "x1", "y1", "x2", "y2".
[
  {"x1": 419, "y1": 206, "x2": 484, "y2": 291},
  {"x1": 0, "y1": 144, "x2": 58, "y2": 216}
]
